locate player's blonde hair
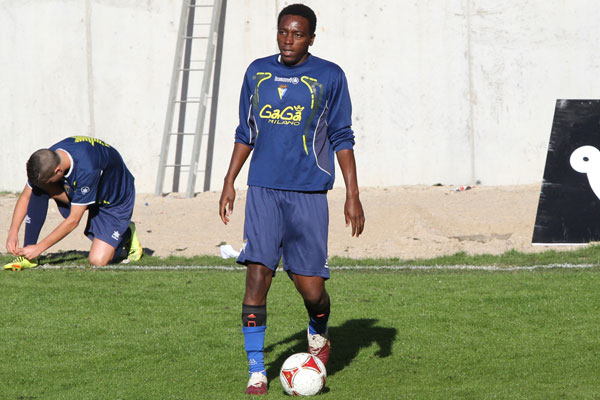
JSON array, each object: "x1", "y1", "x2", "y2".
[{"x1": 27, "y1": 149, "x2": 61, "y2": 186}]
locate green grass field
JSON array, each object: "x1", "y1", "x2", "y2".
[{"x1": 2, "y1": 263, "x2": 600, "y2": 399}]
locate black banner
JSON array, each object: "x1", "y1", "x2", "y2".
[{"x1": 532, "y1": 99, "x2": 600, "y2": 244}]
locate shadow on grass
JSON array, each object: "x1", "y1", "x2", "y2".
[
  {"x1": 264, "y1": 318, "x2": 397, "y2": 382},
  {"x1": 40, "y1": 247, "x2": 155, "y2": 265},
  {"x1": 142, "y1": 248, "x2": 155, "y2": 257},
  {"x1": 41, "y1": 250, "x2": 89, "y2": 264}
]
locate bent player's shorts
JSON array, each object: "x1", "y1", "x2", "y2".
[
  {"x1": 237, "y1": 186, "x2": 330, "y2": 279},
  {"x1": 84, "y1": 189, "x2": 135, "y2": 249}
]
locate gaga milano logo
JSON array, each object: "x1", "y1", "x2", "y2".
[{"x1": 570, "y1": 146, "x2": 600, "y2": 200}]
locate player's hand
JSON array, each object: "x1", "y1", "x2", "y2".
[
  {"x1": 344, "y1": 195, "x2": 365, "y2": 237},
  {"x1": 6, "y1": 234, "x2": 20, "y2": 255},
  {"x1": 219, "y1": 182, "x2": 236, "y2": 225},
  {"x1": 17, "y1": 244, "x2": 42, "y2": 260}
]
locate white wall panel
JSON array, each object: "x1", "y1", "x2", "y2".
[{"x1": 2, "y1": 0, "x2": 600, "y2": 192}]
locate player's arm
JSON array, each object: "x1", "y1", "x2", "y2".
[
  {"x1": 219, "y1": 69, "x2": 255, "y2": 225},
  {"x1": 6, "y1": 184, "x2": 32, "y2": 255},
  {"x1": 219, "y1": 142, "x2": 252, "y2": 224},
  {"x1": 17, "y1": 204, "x2": 87, "y2": 260},
  {"x1": 336, "y1": 149, "x2": 365, "y2": 237}
]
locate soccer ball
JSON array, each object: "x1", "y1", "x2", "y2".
[{"x1": 279, "y1": 352, "x2": 326, "y2": 396}]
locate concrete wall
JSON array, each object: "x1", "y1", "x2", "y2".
[{"x1": 2, "y1": 0, "x2": 600, "y2": 193}]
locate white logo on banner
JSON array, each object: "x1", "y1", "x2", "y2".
[{"x1": 570, "y1": 145, "x2": 600, "y2": 200}]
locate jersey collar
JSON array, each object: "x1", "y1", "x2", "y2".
[{"x1": 57, "y1": 148, "x2": 75, "y2": 178}]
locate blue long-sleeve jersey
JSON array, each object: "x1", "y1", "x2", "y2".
[{"x1": 235, "y1": 54, "x2": 355, "y2": 191}]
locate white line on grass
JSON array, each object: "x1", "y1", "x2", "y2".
[{"x1": 37, "y1": 263, "x2": 599, "y2": 271}]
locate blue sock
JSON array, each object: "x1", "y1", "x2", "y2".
[
  {"x1": 55, "y1": 200, "x2": 71, "y2": 219},
  {"x1": 243, "y1": 326, "x2": 266, "y2": 376},
  {"x1": 23, "y1": 189, "x2": 50, "y2": 246},
  {"x1": 308, "y1": 317, "x2": 328, "y2": 335}
]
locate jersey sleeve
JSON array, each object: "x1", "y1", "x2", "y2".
[
  {"x1": 70, "y1": 170, "x2": 101, "y2": 206},
  {"x1": 326, "y1": 69, "x2": 355, "y2": 152},
  {"x1": 234, "y1": 69, "x2": 257, "y2": 148}
]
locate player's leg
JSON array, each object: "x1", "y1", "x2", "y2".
[
  {"x1": 121, "y1": 221, "x2": 142, "y2": 263},
  {"x1": 23, "y1": 187, "x2": 50, "y2": 248},
  {"x1": 242, "y1": 263, "x2": 273, "y2": 395},
  {"x1": 237, "y1": 186, "x2": 284, "y2": 395},
  {"x1": 4, "y1": 186, "x2": 54, "y2": 270},
  {"x1": 292, "y1": 275, "x2": 330, "y2": 336},
  {"x1": 54, "y1": 198, "x2": 71, "y2": 219},
  {"x1": 116, "y1": 188, "x2": 142, "y2": 263},
  {"x1": 244, "y1": 263, "x2": 274, "y2": 305},
  {"x1": 24, "y1": 180, "x2": 69, "y2": 240},
  {"x1": 24, "y1": 182, "x2": 71, "y2": 246},
  {"x1": 292, "y1": 274, "x2": 331, "y2": 366},
  {"x1": 83, "y1": 200, "x2": 135, "y2": 266},
  {"x1": 281, "y1": 190, "x2": 331, "y2": 365},
  {"x1": 88, "y1": 238, "x2": 116, "y2": 266}
]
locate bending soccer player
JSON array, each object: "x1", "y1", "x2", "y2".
[
  {"x1": 219, "y1": 3, "x2": 365, "y2": 395},
  {"x1": 4, "y1": 136, "x2": 142, "y2": 270}
]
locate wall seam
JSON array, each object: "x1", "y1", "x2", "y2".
[
  {"x1": 465, "y1": 0, "x2": 476, "y2": 184},
  {"x1": 85, "y1": 0, "x2": 96, "y2": 138}
]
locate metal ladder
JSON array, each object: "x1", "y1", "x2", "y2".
[{"x1": 155, "y1": 0, "x2": 225, "y2": 197}]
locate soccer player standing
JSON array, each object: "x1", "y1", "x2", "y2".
[
  {"x1": 4, "y1": 136, "x2": 142, "y2": 269},
  {"x1": 219, "y1": 3, "x2": 365, "y2": 395}
]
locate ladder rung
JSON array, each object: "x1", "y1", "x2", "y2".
[
  {"x1": 183, "y1": 36, "x2": 209, "y2": 39},
  {"x1": 174, "y1": 96, "x2": 213, "y2": 102},
  {"x1": 165, "y1": 164, "x2": 191, "y2": 168},
  {"x1": 189, "y1": 5, "x2": 213, "y2": 8},
  {"x1": 167, "y1": 132, "x2": 210, "y2": 136},
  {"x1": 179, "y1": 68, "x2": 206, "y2": 72},
  {"x1": 194, "y1": 23, "x2": 211, "y2": 26}
]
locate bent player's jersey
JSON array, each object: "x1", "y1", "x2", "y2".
[
  {"x1": 43, "y1": 136, "x2": 134, "y2": 207},
  {"x1": 235, "y1": 54, "x2": 355, "y2": 191}
]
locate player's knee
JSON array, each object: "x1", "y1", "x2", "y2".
[
  {"x1": 88, "y1": 253, "x2": 110, "y2": 266},
  {"x1": 302, "y1": 290, "x2": 328, "y2": 308},
  {"x1": 244, "y1": 264, "x2": 273, "y2": 303}
]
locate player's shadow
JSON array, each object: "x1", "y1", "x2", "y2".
[
  {"x1": 42, "y1": 250, "x2": 89, "y2": 264},
  {"x1": 264, "y1": 318, "x2": 396, "y2": 381},
  {"x1": 41, "y1": 247, "x2": 154, "y2": 265}
]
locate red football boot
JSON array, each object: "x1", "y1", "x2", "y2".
[
  {"x1": 245, "y1": 372, "x2": 268, "y2": 395},
  {"x1": 308, "y1": 328, "x2": 330, "y2": 366}
]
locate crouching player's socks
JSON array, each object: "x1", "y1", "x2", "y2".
[
  {"x1": 306, "y1": 297, "x2": 331, "y2": 366},
  {"x1": 5, "y1": 189, "x2": 52, "y2": 271},
  {"x1": 242, "y1": 304, "x2": 267, "y2": 395}
]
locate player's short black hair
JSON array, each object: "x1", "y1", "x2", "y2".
[
  {"x1": 278, "y1": 3, "x2": 317, "y2": 36},
  {"x1": 27, "y1": 149, "x2": 60, "y2": 186}
]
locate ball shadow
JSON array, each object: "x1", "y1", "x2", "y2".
[{"x1": 264, "y1": 318, "x2": 397, "y2": 383}]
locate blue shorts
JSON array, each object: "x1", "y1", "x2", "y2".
[
  {"x1": 84, "y1": 189, "x2": 135, "y2": 249},
  {"x1": 237, "y1": 186, "x2": 330, "y2": 279}
]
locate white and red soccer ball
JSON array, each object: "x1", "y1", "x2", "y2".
[{"x1": 279, "y1": 352, "x2": 327, "y2": 396}]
